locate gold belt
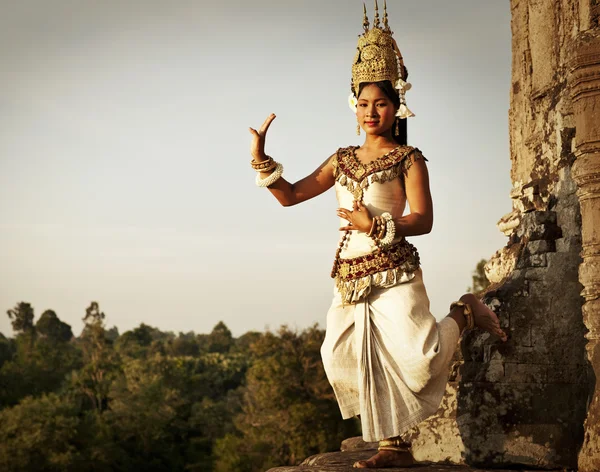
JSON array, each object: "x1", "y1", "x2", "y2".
[{"x1": 333, "y1": 239, "x2": 420, "y2": 281}]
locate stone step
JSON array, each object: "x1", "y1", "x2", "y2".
[{"x1": 266, "y1": 449, "x2": 548, "y2": 471}]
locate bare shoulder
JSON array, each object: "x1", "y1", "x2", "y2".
[
  {"x1": 307, "y1": 149, "x2": 339, "y2": 182},
  {"x1": 322, "y1": 149, "x2": 341, "y2": 169}
]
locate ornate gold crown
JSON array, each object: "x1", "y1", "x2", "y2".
[
  {"x1": 351, "y1": 1, "x2": 407, "y2": 96},
  {"x1": 350, "y1": 1, "x2": 414, "y2": 118}
]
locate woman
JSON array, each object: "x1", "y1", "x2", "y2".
[{"x1": 248, "y1": 4, "x2": 507, "y2": 469}]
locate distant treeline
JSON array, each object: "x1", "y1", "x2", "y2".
[{"x1": 0, "y1": 302, "x2": 359, "y2": 472}]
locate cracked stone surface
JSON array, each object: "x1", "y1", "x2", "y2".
[{"x1": 266, "y1": 448, "x2": 558, "y2": 471}]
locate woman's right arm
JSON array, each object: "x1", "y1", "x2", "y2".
[{"x1": 249, "y1": 113, "x2": 336, "y2": 207}]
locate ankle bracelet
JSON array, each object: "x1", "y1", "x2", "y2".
[
  {"x1": 378, "y1": 437, "x2": 411, "y2": 452},
  {"x1": 450, "y1": 300, "x2": 475, "y2": 330}
]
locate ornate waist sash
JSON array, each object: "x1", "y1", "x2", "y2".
[{"x1": 332, "y1": 239, "x2": 421, "y2": 304}]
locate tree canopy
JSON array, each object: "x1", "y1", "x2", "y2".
[{"x1": 0, "y1": 302, "x2": 358, "y2": 471}]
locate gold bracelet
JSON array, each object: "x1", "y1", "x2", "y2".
[
  {"x1": 376, "y1": 217, "x2": 386, "y2": 240},
  {"x1": 378, "y1": 437, "x2": 411, "y2": 452},
  {"x1": 251, "y1": 161, "x2": 274, "y2": 171},
  {"x1": 450, "y1": 300, "x2": 475, "y2": 330},
  {"x1": 250, "y1": 156, "x2": 274, "y2": 170},
  {"x1": 367, "y1": 217, "x2": 378, "y2": 237},
  {"x1": 254, "y1": 160, "x2": 278, "y2": 173}
]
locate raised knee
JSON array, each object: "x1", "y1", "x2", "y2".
[{"x1": 404, "y1": 377, "x2": 429, "y2": 394}]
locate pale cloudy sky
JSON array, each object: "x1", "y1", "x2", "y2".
[{"x1": 0, "y1": 0, "x2": 512, "y2": 337}]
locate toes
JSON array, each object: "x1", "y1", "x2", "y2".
[{"x1": 353, "y1": 460, "x2": 371, "y2": 468}]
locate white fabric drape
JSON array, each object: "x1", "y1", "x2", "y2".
[{"x1": 321, "y1": 268, "x2": 460, "y2": 442}]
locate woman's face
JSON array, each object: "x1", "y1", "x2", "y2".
[{"x1": 356, "y1": 84, "x2": 397, "y2": 136}]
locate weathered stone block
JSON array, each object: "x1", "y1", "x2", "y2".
[
  {"x1": 508, "y1": 309, "x2": 532, "y2": 328},
  {"x1": 485, "y1": 361, "x2": 505, "y2": 382},
  {"x1": 529, "y1": 253, "x2": 547, "y2": 267},
  {"x1": 340, "y1": 437, "x2": 376, "y2": 452},
  {"x1": 516, "y1": 252, "x2": 548, "y2": 268},
  {"x1": 529, "y1": 0, "x2": 556, "y2": 93},
  {"x1": 504, "y1": 362, "x2": 546, "y2": 383},
  {"x1": 530, "y1": 210, "x2": 557, "y2": 225},
  {"x1": 516, "y1": 211, "x2": 562, "y2": 242},
  {"x1": 546, "y1": 363, "x2": 588, "y2": 384},
  {"x1": 509, "y1": 325, "x2": 532, "y2": 347},
  {"x1": 483, "y1": 344, "x2": 504, "y2": 363},
  {"x1": 526, "y1": 239, "x2": 556, "y2": 253},
  {"x1": 523, "y1": 267, "x2": 546, "y2": 281}
]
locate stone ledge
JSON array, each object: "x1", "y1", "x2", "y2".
[
  {"x1": 265, "y1": 439, "x2": 564, "y2": 472},
  {"x1": 265, "y1": 449, "x2": 556, "y2": 471}
]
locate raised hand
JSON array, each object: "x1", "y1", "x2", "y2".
[
  {"x1": 337, "y1": 200, "x2": 373, "y2": 233},
  {"x1": 248, "y1": 113, "x2": 276, "y2": 162}
]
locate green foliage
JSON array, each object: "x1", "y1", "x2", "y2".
[
  {"x1": 100, "y1": 355, "x2": 188, "y2": 470},
  {"x1": 207, "y1": 321, "x2": 233, "y2": 353},
  {"x1": 72, "y1": 302, "x2": 120, "y2": 413},
  {"x1": 467, "y1": 258, "x2": 490, "y2": 295},
  {"x1": 7, "y1": 302, "x2": 35, "y2": 335},
  {"x1": 36, "y1": 310, "x2": 73, "y2": 342},
  {"x1": 115, "y1": 323, "x2": 162, "y2": 359},
  {"x1": 1, "y1": 303, "x2": 357, "y2": 472},
  {"x1": 0, "y1": 334, "x2": 14, "y2": 369},
  {"x1": 105, "y1": 326, "x2": 120, "y2": 343},
  {"x1": 213, "y1": 325, "x2": 360, "y2": 471},
  {"x1": 232, "y1": 331, "x2": 262, "y2": 353},
  {"x1": 0, "y1": 307, "x2": 81, "y2": 408},
  {"x1": 0, "y1": 393, "x2": 82, "y2": 472},
  {"x1": 168, "y1": 331, "x2": 201, "y2": 357}
]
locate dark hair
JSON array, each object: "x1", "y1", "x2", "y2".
[{"x1": 357, "y1": 80, "x2": 407, "y2": 146}]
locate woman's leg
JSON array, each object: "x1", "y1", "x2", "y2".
[
  {"x1": 353, "y1": 290, "x2": 507, "y2": 468},
  {"x1": 321, "y1": 291, "x2": 362, "y2": 419}
]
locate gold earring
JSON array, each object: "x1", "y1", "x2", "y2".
[
  {"x1": 356, "y1": 124, "x2": 361, "y2": 135},
  {"x1": 394, "y1": 119, "x2": 399, "y2": 136}
]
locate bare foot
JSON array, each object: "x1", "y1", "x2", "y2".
[
  {"x1": 461, "y1": 293, "x2": 508, "y2": 342},
  {"x1": 353, "y1": 449, "x2": 415, "y2": 468}
]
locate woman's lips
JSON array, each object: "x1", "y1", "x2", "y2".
[{"x1": 365, "y1": 121, "x2": 379, "y2": 126}]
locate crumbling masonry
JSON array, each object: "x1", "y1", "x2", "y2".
[{"x1": 407, "y1": 1, "x2": 600, "y2": 470}]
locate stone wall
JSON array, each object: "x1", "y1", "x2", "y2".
[{"x1": 406, "y1": 1, "x2": 599, "y2": 469}]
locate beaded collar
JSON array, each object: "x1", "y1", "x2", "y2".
[{"x1": 335, "y1": 145, "x2": 415, "y2": 182}]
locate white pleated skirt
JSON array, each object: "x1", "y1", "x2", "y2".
[{"x1": 320, "y1": 268, "x2": 460, "y2": 442}]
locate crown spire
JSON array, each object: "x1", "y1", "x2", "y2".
[
  {"x1": 373, "y1": 0, "x2": 380, "y2": 28},
  {"x1": 362, "y1": 3, "x2": 370, "y2": 32},
  {"x1": 383, "y1": 0, "x2": 390, "y2": 32}
]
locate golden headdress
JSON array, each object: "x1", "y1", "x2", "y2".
[{"x1": 349, "y1": 1, "x2": 414, "y2": 119}]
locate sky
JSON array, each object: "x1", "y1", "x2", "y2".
[{"x1": 0, "y1": 0, "x2": 513, "y2": 338}]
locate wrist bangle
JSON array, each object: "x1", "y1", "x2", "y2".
[
  {"x1": 254, "y1": 160, "x2": 278, "y2": 173},
  {"x1": 367, "y1": 217, "x2": 378, "y2": 237},
  {"x1": 251, "y1": 156, "x2": 275, "y2": 171},
  {"x1": 376, "y1": 216, "x2": 386, "y2": 240},
  {"x1": 379, "y1": 212, "x2": 395, "y2": 246},
  {"x1": 256, "y1": 162, "x2": 284, "y2": 187}
]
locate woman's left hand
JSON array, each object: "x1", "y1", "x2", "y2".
[{"x1": 337, "y1": 201, "x2": 373, "y2": 232}]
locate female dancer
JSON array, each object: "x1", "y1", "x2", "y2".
[{"x1": 248, "y1": 4, "x2": 507, "y2": 469}]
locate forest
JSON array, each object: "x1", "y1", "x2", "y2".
[{"x1": 0, "y1": 301, "x2": 360, "y2": 472}]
